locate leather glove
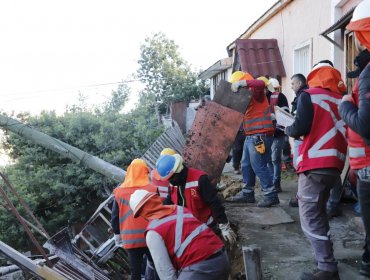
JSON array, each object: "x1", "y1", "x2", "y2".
[
  {"x1": 219, "y1": 222, "x2": 237, "y2": 245},
  {"x1": 114, "y1": 234, "x2": 121, "y2": 246},
  {"x1": 231, "y1": 80, "x2": 247, "y2": 92}
]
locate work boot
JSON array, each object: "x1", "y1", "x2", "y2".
[
  {"x1": 228, "y1": 191, "x2": 255, "y2": 203},
  {"x1": 289, "y1": 196, "x2": 299, "y2": 207},
  {"x1": 257, "y1": 197, "x2": 279, "y2": 207},
  {"x1": 300, "y1": 269, "x2": 340, "y2": 280},
  {"x1": 360, "y1": 261, "x2": 370, "y2": 277},
  {"x1": 326, "y1": 206, "x2": 342, "y2": 219},
  {"x1": 234, "y1": 169, "x2": 241, "y2": 175},
  {"x1": 360, "y1": 247, "x2": 370, "y2": 277},
  {"x1": 275, "y1": 185, "x2": 282, "y2": 193}
]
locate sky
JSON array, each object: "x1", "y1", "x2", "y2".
[{"x1": 0, "y1": 0, "x2": 277, "y2": 115}]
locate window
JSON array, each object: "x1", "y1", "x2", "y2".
[{"x1": 293, "y1": 39, "x2": 312, "y2": 77}]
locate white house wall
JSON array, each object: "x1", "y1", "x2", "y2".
[{"x1": 243, "y1": 0, "x2": 334, "y2": 106}]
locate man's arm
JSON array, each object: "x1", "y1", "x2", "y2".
[
  {"x1": 110, "y1": 199, "x2": 120, "y2": 234},
  {"x1": 340, "y1": 67, "x2": 370, "y2": 139},
  {"x1": 198, "y1": 175, "x2": 228, "y2": 224},
  {"x1": 278, "y1": 93, "x2": 290, "y2": 112},
  {"x1": 285, "y1": 92, "x2": 314, "y2": 138},
  {"x1": 146, "y1": 231, "x2": 177, "y2": 280}
]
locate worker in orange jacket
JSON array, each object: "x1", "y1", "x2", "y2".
[
  {"x1": 339, "y1": 1, "x2": 370, "y2": 276},
  {"x1": 111, "y1": 159, "x2": 157, "y2": 280},
  {"x1": 285, "y1": 61, "x2": 347, "y2": 280},
  {"x1": 228, "y1": 71, "x2": 279, "y2": 207}
]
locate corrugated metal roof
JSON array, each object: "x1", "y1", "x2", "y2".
[
  {"x1": 199, "y1": 58, "x2": 232, "y2": 80},
  {"x1": 236, "y1": 39, "x2": 286, "y2": 78}
]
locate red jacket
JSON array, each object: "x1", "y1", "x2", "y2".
[
  {"x1": 347, "y1": 81, "x2": 370, "y2": 169},
  {"x1": 113, "y1": 185, "x2": 157, "y2": 249},
  {"x1": 297, "y1": 88, "x2": 347, "y2": 173},
  {"x1": 146, "y1": 206, "x2": 224, "y2": 270},
  {"x1": 170, "y1": 168, "x2": 214, "y2": 225}
]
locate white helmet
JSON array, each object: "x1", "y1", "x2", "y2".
[
  {"x1": 350, "y1": 0, "x2": 370, "y2": 23},
  {"x1": 129, "y1": 190, "x2": 156, "y2": 217},
  {"x1": 269, "y1": 78, "x2": 280, "y2": 89}
]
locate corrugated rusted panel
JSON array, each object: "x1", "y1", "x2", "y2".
[
  {"x1": 183, "y1": 101, "x2": 244, "y2": 183},
  {"x1": 236, "y1": 39, "x2": 286, "y2": 78},
  {"x1": 183, "y1": 81, "x2": 252, "y2": 183}
]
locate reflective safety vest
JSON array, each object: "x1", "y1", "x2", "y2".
[
  {"x1": 296, "y1": 88, "x2": 347, "y2": 173},
  {"x1": 113, "y1": 185, "x2": 157, "y2": 249},
  {"x1": 150, "y1": 169, "x2": 169, "y2": 199},
  {"x1": 170, "y1": 168, "x2": 214, "y2": 226},
  {"x1": 146, "y1": 206, "x2": 224, "y2": 270},
  {"x1": 347, "y1": 80, "x2": 370, "y2": 169},
  {"x1": 243, "y1": 96, "x2": 274, "y2": 136}
]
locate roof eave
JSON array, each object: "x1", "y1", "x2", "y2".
[
  {"x1": 226, "y1": 0, "x2": 294, "y2": 56},
  {"x1": 199, "y1": 57, "x2": 232, "y2": 80}
]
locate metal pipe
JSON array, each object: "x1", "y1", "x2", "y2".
[{"x1": 0, "y1": 185, "x2": 52, "y2": 267}]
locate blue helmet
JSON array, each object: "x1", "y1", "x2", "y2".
[{"x1": 156, "y1": 154, "x2": 183, "y2": 180}]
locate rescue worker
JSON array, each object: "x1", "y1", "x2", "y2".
[
  {"x1": 285, "y1": 61, "x2": 347, "y2": 280},
  {"x1": 155, "y1": 153, "x2": 237, "y2": 245},
  {"x1": 228, "y1": 72, "x2": 280, "y2": 207},
  {"x1": 111, "y1": 159, "x2": 158, "y2": 280},
  {"x1": 339, "y1": 1, "x2": 370, "y2": 276},
  {"x1": 266, "y1": 77, "x2": 290, "y2": 193},
  {"x1": 150, "y1": 148, "x2": 177, "y2": 199},
  {"x1": 129, "y1": 189, "x2": 230, "y2": 280},
  {"x1": 288, "y1": 73, "x2": 308, "y2": 208}
]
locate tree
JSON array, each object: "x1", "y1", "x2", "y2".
[
  {"x1": 0, "y1": 88, "x2": 163, "y2": 250},
  {"x1": 137, "y1": 32, "x2": 209, "y2": 122}
]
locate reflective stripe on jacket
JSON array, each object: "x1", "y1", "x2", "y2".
[
  {"x1": 151, "y1": 169, "x2": 169, "y2": 198},
  {"x1": 243, "y1": 96, "x2": 274, "y2": 135},
  {"x1": 297, "y1": 88, "x2": 347, "y2": 173},
  {"x1": 113, "y1": 185, "x2": 157, "y2": 249},
  {"x1": 170, "y1": 168, "x2": 214, "y2": 226},
  {"x1": 347, "y1": 80, "x2": 370, "y2": 169},
  {"x1": 146, "y1": 206, "x2": 224, "y2": 270}
]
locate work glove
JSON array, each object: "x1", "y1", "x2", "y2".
[
  {"x1": 114, "y1": 234, "x2": 121, "y2": 246},
  {"x1": 219, "y1": 222, "x2": 237, "y2": 245},
  {"x1": 231, "y1": 80, "x2": 247, "y2": 92}
]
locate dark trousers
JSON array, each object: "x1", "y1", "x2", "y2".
[
  {"x1": 282, "y1": 135, "x2": 292, "y2": 163},
  {"x1": 357, "y1": 166, "x2": 370, "y2": 262},
  {"x1": 298, "y1": 172, "x2": 339, "y2": 272},
  {"x1": 127, "y1": 247, "x2": 154, "y2": 280},
  {"x1": 232, "y1": 130, "x2": 246, "y2": 170}
]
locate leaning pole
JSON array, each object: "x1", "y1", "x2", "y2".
[{"x1": 0, "y1": 114, "x2": 125, "y2": 183}]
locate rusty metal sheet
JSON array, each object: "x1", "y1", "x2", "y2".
[
  {"x1": 183, "y1": 81, "x2": 252, "y2": 182},
  {"x1": 183, "y1": 102, "x2": 245, "y2": 183},
  {"x1": 213, "y1": 80, "x2": 252, "y2": 114}
]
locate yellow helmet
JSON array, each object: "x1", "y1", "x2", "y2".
[
  {"x1": 257, "y1": 76, "x2": 275, "y2": 92},
  {"x1": 229, "y1": 71, "x2": 245, "y2": 83},
  {"x1": 160, "y1": 148, "x2": 176, "y2": 156}
]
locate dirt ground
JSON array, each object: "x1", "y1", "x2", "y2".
[{"x1": 219, "y1": 167, "x2": 368, "y2": 280}]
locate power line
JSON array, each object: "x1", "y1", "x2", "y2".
[{"x1": 0, "y1": 79, "x2": 143, "y2": 101}]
